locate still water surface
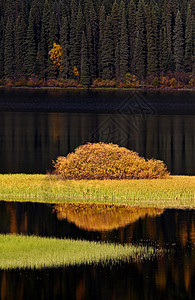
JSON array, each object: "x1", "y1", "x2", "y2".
[
  {"x1": 0, "y1": 88, "x2": 194, "y2": 174},
  {"x1": 0, "y1": 201, "x2": 194, "y2": 299},
  {"x1": 0, "y1": 89, "x2": 194, "y2": 299}
]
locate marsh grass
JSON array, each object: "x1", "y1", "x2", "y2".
[
  {"x1": 0, "y1": 174, "x2": 194, "y2": 208},
  {"x1": 0, "y1": 234, "x2": 161, "y2": 270}
]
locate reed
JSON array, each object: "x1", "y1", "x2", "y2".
[
  {"x1": 0, "y1": 174, "x2": 194, "y2": 208},
  {"x1": 0, "y1": 234, "x2": 162, "y2": 270}
]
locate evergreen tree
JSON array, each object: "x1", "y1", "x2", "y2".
[
  {"x1": 81, "y1": 31, "x2": 91, "y2": 86},
  {"x1": 151, "y1": 4, "x2": 160, "y2": 75},
  {"x1": 128, "y1": 0, "x2": 136, "y2": 74},
  {"x1": 37, "y1": 26, "x2": 47, "y2": 78},
  {"x1": 0, "y1": 17, "x2": 4, "y2": 78},
  {"x1": 14, "y1": 12, "x2": 26, "y2": 78},
  {"x1": 4, "y1": 0, "x2": 15, "y2": 23},
  {"x1": 41, "y1": 0, "x2": 50, "y2": 44},
  {"x1": 146, "y1": 5, "x2": 157, "y2": 75},
  {"x1": 60, "y1": 16, "x2": 70, "y2": 79},
  {"x1": 48, "y1": 11, "x2": 58, "y2": 78},
  {"x1": 160, "y1": 0, "x2": 174, "y2": 72},
  {"x1": 101, "y1": 15, "x2": 114, "y2": 80},
  {"x1": 86, "y1": 22, "x2": 94, "y2": 80},
  {"x1": 69, "y1": 7, "x2": 77, "y2": 73},
  {"x1": 98, "y1": 5, "x2": 105, "y2": 77},
  {"x1": 4, "y1": 17, "x2": 14, "y2": 78},
  {"x1": 89, "y1": 4, "x2": 98, "y2": 78},
  {"x1": 0, "y1": 0, "x2": 193, "y2": 82},
  {"x1": 119, "y1": 6, "x2": 129, "y2": 79},
  {"x1": 173, "y1": 10, "x2": 184, "y2": 72},
  {"x1": 111, "y1": 0, "x2": 120, "y2": 78},
  {"x1": 36, "y1": 0, "x2": 51, "y2": 78},
  {"x1": 25, "y1": 9, "x2": 36, "y2": 77},
  {"x1": 31, "y1": 0, "x2": 42, "y2": 45},
  {"x1": 134, "y1": 0, "x2": 146, "y2": 79},
  {"x1": 111, "y1": 0, "x2": 120, "y2": 44},
  {"x1": 74, "y1": 4, "x2": 84, "y2": 72},
  {"x1": 184, "y1": 4, "x2": 194, "y2": 72}
]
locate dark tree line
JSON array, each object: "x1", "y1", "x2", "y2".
[{"x1": 0, "y1": 0, "x2": 194, "y2": 85}]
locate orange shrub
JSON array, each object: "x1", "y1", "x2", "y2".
[
  {"x1": 53, "y1": 143, "x2": 169, "y2": 180},
  {"x1": 92, "y1": 79, "x2": 117, "y2": 87},
  {"x1": 188, "y1": 78, "x2": 195, "y2": 88}
]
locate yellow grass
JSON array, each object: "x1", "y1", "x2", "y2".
[{"x1": 0, "y1": 174, "x2": 194, "y2": 208}]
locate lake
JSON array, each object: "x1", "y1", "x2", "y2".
[
  {"x1": 0, "y1": 88, "x2": 194, "y2": 299},
  {"x1": 0, "y1": 201, "x2": 194, "y2": 299},
  {"x1": 0, "y1": 88, "x2": 194, "y2": 174}
]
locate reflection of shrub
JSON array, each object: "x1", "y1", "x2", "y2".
[
  {"x1": 54, "y1": 203, "x2": 164, "y2": 231},
  {"x1": 53, "y1": 143, "x2": 169, "y2": 179}
]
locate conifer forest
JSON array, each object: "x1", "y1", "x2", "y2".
[{"x1": 0, "y1": 0, "x2": 194, "y2": 88}]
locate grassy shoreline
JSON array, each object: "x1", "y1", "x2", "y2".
[
  {"x1": 0, "y1": 85, "x2": 194, "y2": 92},
  {"x1": 0, "y1": 174, "x2": 194, "y2": 209},
  {"x1": 0, "y1": 234, "x2": 162, "y2": 269}
]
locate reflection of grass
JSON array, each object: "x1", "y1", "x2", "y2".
[
  {"x1": 54, "y1": 204, "x2": 164, "y2": 231},
  {"x1": 0, "y1": 174, "x2": 194, "y2": 208},
  {"x1": 0, "y1": 234, "x2": 160, "y2": 270}
]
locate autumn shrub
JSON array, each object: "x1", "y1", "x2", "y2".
[
  {"x1": 152, "y1": 77, "x2": 160, "y2": 87},
  {"x1": 188, "y1": 77, "x2": 195, "y2": 88},
  {"x1": 4, "y1": 78, "x2": 14, "y2": 87},
  {"x1": 53, "y1": 143, "x2": 169, "y2": 180},
  {"x1": 92, "y1": 78, "x2": 117, "y2": 88}
]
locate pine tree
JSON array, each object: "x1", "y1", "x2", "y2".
[
  {"x1": 69, "y1": 8, "x2": 77, "y2": 73},
  {"x1": 101, "y1": 15, "x2": 114, "y2": 80},
  {"x1": 160, "y1": 0, "x2": 174, "y2": 73},
  {"x1": 98, "y1": 5, "x2": 105, "y2": 78},
  {"x1": 151, "y1": 4, "x2": 160, "y2": 75},
  {"x1": 60, "y1": 16, "x2": 70, "y2": 79},
  {"x1": 173, "y1": 10, "x2": 184, "y2": 72},
  {"x1": 146, "y1": 5, "x2": 157, "y2": 75},
  {"x1": 184, "y1": 4, "x2": 193, "y2": 72},
  {"x1": 31, "y1": 0, "x2": 42, "y2": 45},
  {"x1": 25, "y1": 9, "x2": 36, "y2": 77},
  {"x1": 81, "y1": 31, "x2": 91, "y2": 87},
  {"x1": 0, "y1": 17, "x2": 4, "y2": 78},
  {"x1": 36, "y1": 0, "x2": 51, "y2": 78},
  {"x1": 37, "y1": 27, "x2": 47, "y2": 78},
  {"x1": 14, "y1": 12, "x2": 26, "y2": 78},
  {"x1": 119, "y1": 6, "x2": 129, "y2": 80},
  {"x1": 89, "y1": 4, "x2": 98, "y2": 78},
  {"x1": 134, "y1": 0, "x2": 146, "y2": 79},
  {"x1": 74, "y1": 4, "x2": 84, "y2": 73},
  {"x1": 111, "y1": 0, "x2": 120, "y2": 78},
  {"x1": 42, "y1": 0, "x2": 50, "y2": 44},
  {"x1": 4, "y1": 17, "x2": 14, "y2": 78},
  {"x1": 128, "y1": 0, "x2": 136, "y2": 74},
  {"x1": 48, "y1": 11, "x2": 58, "y2": 78},
  {"x1": 86, "y1": 22, "x2": 94, "y2": 80}
]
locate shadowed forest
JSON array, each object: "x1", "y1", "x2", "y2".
[{"x1": 0, "y1": 0, "x2": 194, "y2": 88}]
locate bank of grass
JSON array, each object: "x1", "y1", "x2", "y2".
[
  {"x1": 0, "y1": 234, "x2": 161, "y2": 269},
  {"x1": 0, "y1": 174, "x2": 194, "y2": 208}
]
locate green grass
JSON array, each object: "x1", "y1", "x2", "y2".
[
  {"x1": 0, "y1": 174, "x2": 194, "y2": 208},
  {"x1": 0, "y1": 234, "x2": 161, "y2": 270}
]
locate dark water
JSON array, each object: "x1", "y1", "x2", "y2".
[
  {"x1": 0, "y1": 201, "x2": 194, "y2": 299},
  {"x1": 0, "y1": 88, "x2": 194, "y2": 174}
]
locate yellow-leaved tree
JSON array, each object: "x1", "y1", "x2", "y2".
[{"x1": 49, "y1": 43, "x2": 62, "y2": 70}]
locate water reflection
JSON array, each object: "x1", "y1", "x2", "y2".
[
  {"x1": 0, "y1": 112, "x2": 194, "y2": 175},
  {"x1": 0, "y1": 89, "x2": 194, "y2": 174},
  {"x1": 0, "y1": 255, "x2": 194, "y2": 300},
  {"x1": 0, "y1": 201, "x2": 194, "y2": 299},
  {"x1": 0, "y1": 201, "x2": 194, "y2": 248},
  {"x1": 54, "y1": 203, "x2": 164, "y2": 231}
]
